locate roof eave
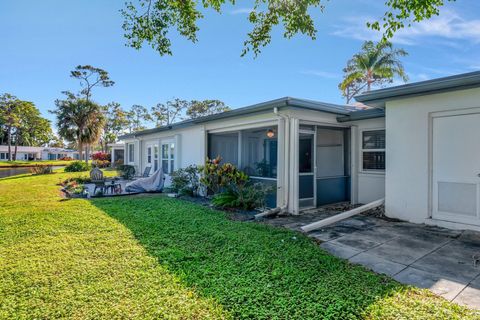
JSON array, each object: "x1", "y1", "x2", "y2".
[{"x1": 355, "y1": 71, "x2": 480, "y2": 108}]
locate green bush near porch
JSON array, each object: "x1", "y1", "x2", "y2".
[{"x1": 0, "y1": 173, "x2": 478, "y2": 319}]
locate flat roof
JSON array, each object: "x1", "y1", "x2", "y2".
[
  {"x1": 119, "y1": 97, "x2": 350, "y2": 139},
  {"x1": 355, "y1": 70, "x2": 480, "y2": 108}
]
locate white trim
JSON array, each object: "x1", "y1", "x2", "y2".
[
  {"x1": 250, "y1": 176, "x2": 277, "y2": 181},
  {"x1": 359, "y1": 127, "x2": 386, "y2": 174},
  {"x1": 207, "y1": 119, "x2": 277, "y2": 134}
]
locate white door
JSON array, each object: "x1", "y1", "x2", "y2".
[{"x1": 432, "y1": 111, "x2": 480, "y2": 226}]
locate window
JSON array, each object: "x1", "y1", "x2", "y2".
[
  {"x1": 147, "y1": 146, "x2": 152, "y2": 164},
  {"x1": 154, "y1": 145, "x2": 159, "y2": 171},
  {"x1": 0, "y1": 152, "x2": 5, "y2": 160},
  {"x1": 361, "y1": 130, "x2": 385, "y2": 171},
  {"x1": 161, "y1": 142, "x2": 175, "y2": 174},
  {"x1": 128, "y1": 144, "x2": 135, "y2": 163}
]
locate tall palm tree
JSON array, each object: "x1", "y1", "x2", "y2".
[
  {"x1": 52, "y1": 97, "x2": 105, "y2": 163},
  {"x1": 339, "y1": 41, "x2": 408, "y2": 103}
]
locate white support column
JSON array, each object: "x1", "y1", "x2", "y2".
[
  {"x1": 289, "y1": 118, "x2": 300, "y2": 214},
  {"x1": 276, "y1": 118, "x2": 286, "y2": 208},
  {"x1": 111, "y1": 148, "x2": 115, "y2": 167},
  {"x1": 350, "y1": 125, "x2": 359, "y2": 204}
]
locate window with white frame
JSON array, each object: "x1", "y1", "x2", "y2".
[
  {"x1": 0, "y1": 152, "x2": 5, "y2": 160},
  {"x1": 161, "y1": 142, "x2": 175, "y2": 174},
  {"x1": 361, "y1": 129, "x2": 385, "y2": 171},
  {"x1": 146, "y1": 146, "x2": 152, "y2": 164},
  {"x1": 154, "y1": 145, "x2": 159, "y2": 172},
  {"x1": 128, "y1": 143, "x2": 135, "y2": 163}
]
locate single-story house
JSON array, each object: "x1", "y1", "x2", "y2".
[
  {"x1": 0, "y1": 146, "x2": 80, "y2": 161},
  {"x1": 119, "y1": 70, "x2": 480, "y2": 231}
]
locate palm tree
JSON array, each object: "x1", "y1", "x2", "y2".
[
  {"x1": 52, "y1": 96, "x2": 105, "y2": 163},
  {"x1": 339, "y1": 41, "x2": 408, "y2": 103}
]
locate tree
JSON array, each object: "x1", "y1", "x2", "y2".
[
  {"x1": 100, "y1": 102, "x2": 129, "y2": 152},
  {"x1": 70, "y1": 65, "x2": 115, "y2": 101},
  {"x1": 126, "y1": 104, "x2": 152, "y2": 132},
  {"x1": 150, "y1": 99, "x2": 188, "y2": 127},
  {"x1": 0, "y1": 94, "x2": 53, "y2": 160},
  {"x1": 49, "y1": 135, "x2": 66, "y2": 148},
  {"x1": 51, "y1": 96, "x2": 105, "y2": 163},
  {"x1": 13, "y1": 101, "x2": 53, "y2": 158},
  {"x1": 186, "y1": 100, "x2": 230, "y2": 119},
  {"x1": 0, "y1": 94, "x2": 22, "y2": 160},
  {"x1": 121, "y1": 0, "x2": 455, "y2": 57},
  {"x1": 339, "y1": 41, "x2": 408, "y2": 103}
]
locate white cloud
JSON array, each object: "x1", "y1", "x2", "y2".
[
  {"x1": 229, "y1": 8, "x2": 254, "y2": 15},
  {"x1": 300, "y1": 70, "x2": 341, "y2": 79},
  {"x1": 332, "y1": 10, "x2": 480, "y2": 45}
]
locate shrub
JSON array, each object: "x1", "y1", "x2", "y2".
[
  {"x1": 58, "y1": 156, "x2": 74, "y2": 161},
  {"x1": 59, "y1": 176, "x2": 91, "y2": 186},
  {"x1": 91, "y1": 152, "x2": 111, "y2": 161},
  {"x1": 171, "y1": 165, "x2": 201, "y2": 196},
  {"x1": 201, "y1": 157, "x2": 271, "y2": 210},
  {"x1": 117, "y1": 164, "x2": 135, "y2": 180},
  {"x1": 200, "y1": 157, "x2": 248, "y2": 195},
  {"x1": 30, "y1": 165, "x2": 53, "y2": 175},
  {"x1": 200, "y1": 157, "x2": 223, "y2": 195},
  {"x1": 64, "y1": 161, "x2": 91, "y2": 172},
  {"x1": 93, "y1": 159, "x2": 111, "y2": 168},
  {"x1": 212, "y1": 182, "x2": 272, "y2": 210}
]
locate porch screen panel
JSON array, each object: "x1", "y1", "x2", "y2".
[
  {"x1": 208, "y1": 132, "x2": 239, "y2": 166},
  {"x1": 316, "y1": 128, "x2": 345, "y2": 178},
  {"x1": 241, "y1": 126, "x2": 277, "y2": 178}
]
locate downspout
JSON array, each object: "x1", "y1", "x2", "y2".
[{"x1": 255, "y1": 107, "x2": 290, "y2": 219}]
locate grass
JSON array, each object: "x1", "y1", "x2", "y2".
[
  {"x1": 0, "y1": 172, "x2": 479, "y2": 319},
  {"x1": 0, "y1": 160, "x2": 74, "y2": 167}
]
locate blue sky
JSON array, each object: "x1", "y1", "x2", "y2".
[{"x1": 1, "y1": 0, "x2": 480, "y2": 123}]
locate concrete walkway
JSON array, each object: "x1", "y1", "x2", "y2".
[{"x1": 261, "y1": 208, "x2": 480, "y2": 310}]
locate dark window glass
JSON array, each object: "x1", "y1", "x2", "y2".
[
  {"x1": 363, "y1": 151, "x2": 385, "y2": 170},
  {"x1": 299, "y1": 136, "x2": 313, "y2": 173},
  {"x1": 128, "y1": 144, "x2": 135, "y2": 162},
  {"x1": 362, "y1": 130, "x2": 385, "y2": 149},
  {"x1": 240, "y1": 127, "x2": 278, "y2": 178}
]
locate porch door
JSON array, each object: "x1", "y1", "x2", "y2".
[
  {"x1": 299, "y1": 129, "x2": 316, "y2": 209},
  {"x1": 161, "y1": 142, "x2": 175, "y2": 185},
  {"x1": 432, "y1": 111, "x2": 480, "y2": 226}
]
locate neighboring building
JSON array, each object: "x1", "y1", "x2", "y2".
[
  {"x1": 0, "y1": 146, "x2": 80, "y2": 161},
  {"x1": 108, "y1": 143, "x2": 125, "y2": 166},
  {"x1": 119, "y1": 70, "x2": 480, "y2": 231}
]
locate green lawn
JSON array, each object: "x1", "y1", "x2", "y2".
[
  {"x1": 0, "y1": 160, "x2": 74, "y2": 167},
  {"x1": 0, "y1": 172, "x2": 479, "y2": 319}
]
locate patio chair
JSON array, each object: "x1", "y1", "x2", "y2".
[
  {"x1": 90, "y1": 167, "x2": 106, "y2": 194},
  {"x1": 138, "y1": 166, "x2": 151, "y2": 178}
]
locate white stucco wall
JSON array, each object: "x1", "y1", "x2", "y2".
[
  {"x1": 385, "y1": 87, "x2": 480, "y2": 226},
  {"x1": 344, "y1": 117, "x2": 386, "y2": 204}
]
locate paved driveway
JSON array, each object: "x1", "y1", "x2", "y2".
[{"x1": 262, "y1": 209, "x2": 480, "y2": 310}]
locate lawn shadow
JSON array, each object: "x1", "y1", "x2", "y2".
[
  {"x1": 0, "y1": 173, "x2": 34, "y2": 181},
  {"x1": 90, "y1": 195, "x2": 475, "y2": 319}
]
